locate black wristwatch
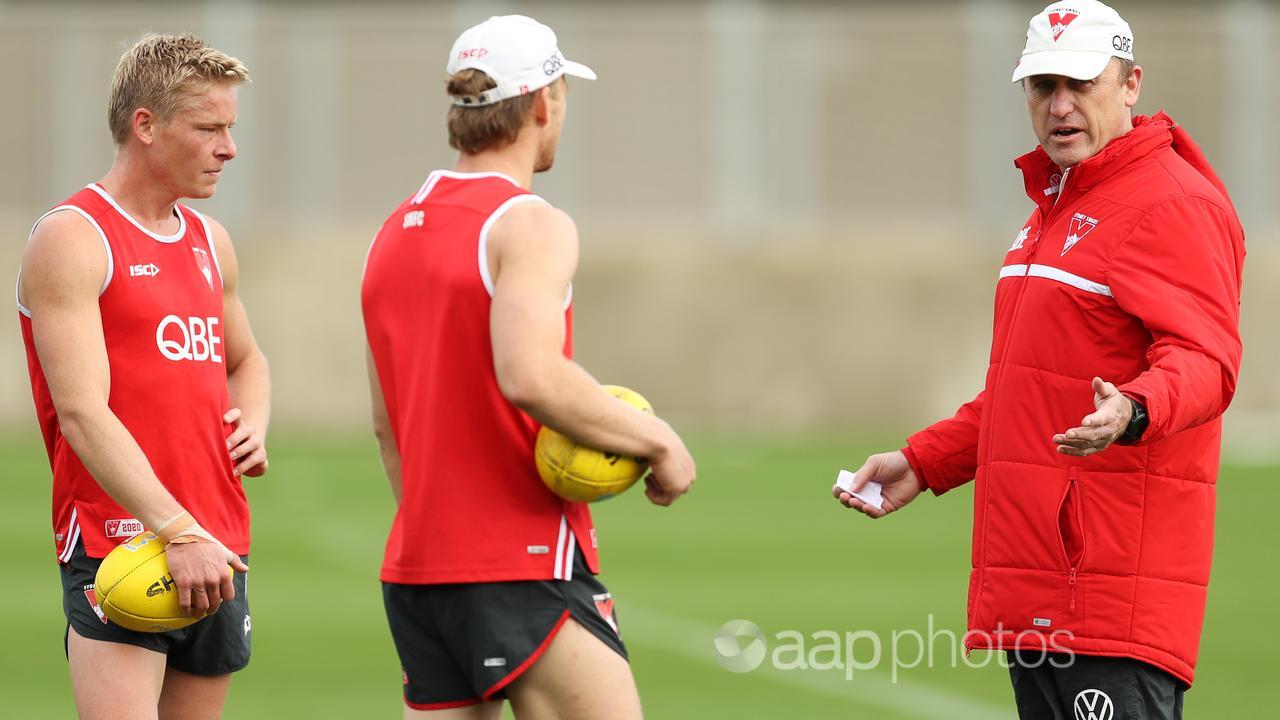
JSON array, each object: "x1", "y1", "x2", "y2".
[{"x1": 1116, "y1": 398, "x2": 1149, "y2": 445}]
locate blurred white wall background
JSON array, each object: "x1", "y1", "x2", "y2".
[{"x1": 1, "y1": 0, "x2": 1275, "y2": 457}]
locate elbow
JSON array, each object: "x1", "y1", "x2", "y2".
[
  {"x1": 53, "y1": 401, "x2": 100, "y2": 448},
  {"x1": 495, "y1": 362, "x2": 551, "y2": 414},
  {"x1": 231, "y1": 349, "x2": 269, "y2": 379},
  {"x1": 1219, "y1": 361, "x2": 1239, "y2": 411},
  {"x1": 370, "y1": 414, "x2": 396, "y2": 450},
  {"x1": 371, "y1": 423, "x2": 394, "y2": 449}
]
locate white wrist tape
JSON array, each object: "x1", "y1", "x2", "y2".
[{"x1": 155, "y1": 510, "x2": 237, "y2": 563}]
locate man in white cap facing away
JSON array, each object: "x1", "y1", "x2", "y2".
[
  {"x1": 836, "y1": 2, "x2": 1244, "y2": 718},
  {"x1": 362, "y1": 14, "x2": 696, "y2": 719}
]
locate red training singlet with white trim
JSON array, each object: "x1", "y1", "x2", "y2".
[
  {"x1": 362, "y1": 170, "x2": 599, "y2": 584},
  {"x1": 19, "y1": 184, "x2": 249, "y2": 562}
]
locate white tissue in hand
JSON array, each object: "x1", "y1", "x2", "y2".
[{"x1": 836, "y1": 469, "x2": 884, "y2": 510}]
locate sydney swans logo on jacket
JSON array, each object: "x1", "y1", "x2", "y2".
[
  {"x1": 1049, "y1": 11, "x2": 1079, "y2": 41},
  {"x1": 1062, "y1": 212, "x2": 1098, "y2": 256}
]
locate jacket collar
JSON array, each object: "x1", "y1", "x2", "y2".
[{"x1": 1015, "y1": 111, "x2": 1176, "y2": 213}]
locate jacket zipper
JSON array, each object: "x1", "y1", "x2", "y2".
[
  {"x1": 1034, "y1": 166, "x2": 1075, "y2": 256},
  {"x1": 1054, "y1": 167, "x2": 1072, "y2": 203},
  {"x1": 1042, "y1": 167, "x2": 1073, "y2": 231},
  {"x1": 993, "y1": 167, "x2": 1072, "y2": 388},
  {"x1": 1046, "y1": 169, "x2": 1084, "y2": 616},
  {"x1": 974, "y1": 168, "x2": 1075, "y2": 615},
  {"x1": 1065, "y1": 466, "x2": 1083, "y2": 614},
  {"x1": 978, "y1": 168, "x2": 1074, "y2": 463}
]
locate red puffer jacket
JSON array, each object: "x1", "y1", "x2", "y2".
[{"x1": 903, "y1": 112, "x2": 1244, "y2": 686}]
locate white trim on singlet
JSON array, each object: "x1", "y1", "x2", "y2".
[
  {"x1": 58, "y1": 507, "x2": 81, "y2": 563},
  {"x1": 361, "y1": 231, "x2": 380, "y2": 281},
  {"x1": 17, "y1": 206, "x2": 114, "y2": 317},
  {"x1": 412, "y1": 170, "x2": 521, "y2": 204},
  {"x1": 998, "y1": 263, "x2": 1114, "y2": 298},
  {"x1": 186, "y1": 207, "x2": 224, "y2": 283},
  {"x1": 15, "y1": 276, "x2": 29, "y2": 318},
  {"x1": 563, "y1": 531, "x2": 577, "y2": 582},
  {"x1": 441, "y1": 169, "x2": 521, "y2": 186},
  {"x1": 411, "y1": 172, "x2": 444, "y2": 205},
  {"x1": 553, "y1": 515, "x2": 569, "y2": 580},
  {"x1": 408, "y1": 173, "x2": 573, "y2": 308},
  {"x1": 410, "y1": 175, "x2": 433, "y2": 204},
  {"x1": 85, "y1": 183, "x2": 186, "y2": 243},
  {"x1": 477, "y1": 194, "x2": 549, "y2": 297},
  {"x1": 432, "y1": 169, "x2": 521, "y2": 196}
]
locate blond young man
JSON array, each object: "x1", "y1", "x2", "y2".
[
  {"x1": 362, "y1": 15, "x2": 696, "y2": 720},
  {"x1": 17, "y1": 34, "x2": 269, "y2": 719}
]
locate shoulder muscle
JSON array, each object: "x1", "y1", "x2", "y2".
[
  {"x1": 488, "y1": 201, "x2": 578, "y2": 285},
  {"x1": 21, "y1": 210, "x2": 110, "y2": 307}
]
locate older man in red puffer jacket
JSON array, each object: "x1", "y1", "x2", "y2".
[{"x1": 834, "y1": 2, "x2": 1244, "y2": 719}]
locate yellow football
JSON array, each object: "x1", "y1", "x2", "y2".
[
  {"x1": 94, "y1": 532, "x2": 227, "y2": 632},
  {"x1": 535, "y1": 385, "x2": 654, "y2": 502}
]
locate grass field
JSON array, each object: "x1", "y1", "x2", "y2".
[{"x1": 2, "y1": 433, "x2": 1275, "y2": 718}]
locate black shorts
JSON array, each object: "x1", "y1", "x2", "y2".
[
  {"x1": 60, "y1": 542, "x2": 251, "y2": 676},
  {"x1": 1008, "y1": 650, "x2": 1185, "y2": 720},
  {"x1": 383, "y1": 552, "x2": 627, "y2": 711}
]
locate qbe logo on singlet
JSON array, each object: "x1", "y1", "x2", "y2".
[{"x1": 156, "y1": 315, "x2": 223, "y2": 363}]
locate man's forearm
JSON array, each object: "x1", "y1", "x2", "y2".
[
  {"x1": 504, "y1": 356, "x2": 675, "y2": 461},
  {"x1": 228, "y1": 350, "x2": 271, "y2": 431},
  {"x1": 903, "y1": 391, "x2": 984, "y2": 494},
  {"x1": 371, "y1": 416, "x2": 402, "y2": 505},
  {"x1": 379, "y1": 443, "x2": 403, "y2": 506},
  {"x1": 1117, "y1": 347, "x2": 1232, "y2": 443},
  {"x1": 57, "y1": 403, "x2": 183, "y2": 530}
]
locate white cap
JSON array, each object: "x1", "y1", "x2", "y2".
[
  {"x1": 447, "y1": 15, "x2": 597, "y2": 107},
  {"x1": 1011, "y1": 1, "x2": 1134, "y2": 83}
]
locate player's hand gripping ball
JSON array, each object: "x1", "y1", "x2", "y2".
[
  {"x1": 535, "y1": 385, "x2": 653, "y2": 502},
  {"x1": 93, "y1": 532, "x2": 229, "y2": 632}
]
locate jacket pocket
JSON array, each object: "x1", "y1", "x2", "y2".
[{"x1": 1056, "y1": 467, "x2": 1086, "y2": 612}]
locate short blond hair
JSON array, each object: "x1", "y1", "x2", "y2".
[{"x1": 108, "y1": 34, "x2": 250, "y2": 145}]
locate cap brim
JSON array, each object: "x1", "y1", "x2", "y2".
[
  {"x1": 563, "y1": 59, "x2": 597, "y2": 81},
  {"x1": 1011, "y1": 51, "x2": 1112, "y2": 83}
]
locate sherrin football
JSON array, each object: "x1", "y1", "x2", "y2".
[
  {"x1": 94, "y1": 531, "x2": 227, "y2": 632},
  {"x1": 535, "y1": 385, "x2": 654, "y2": 503}
]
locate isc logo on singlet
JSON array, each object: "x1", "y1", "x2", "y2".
[{"x1": 156, "y1": 315, "x2": 223, "y2": 363}]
